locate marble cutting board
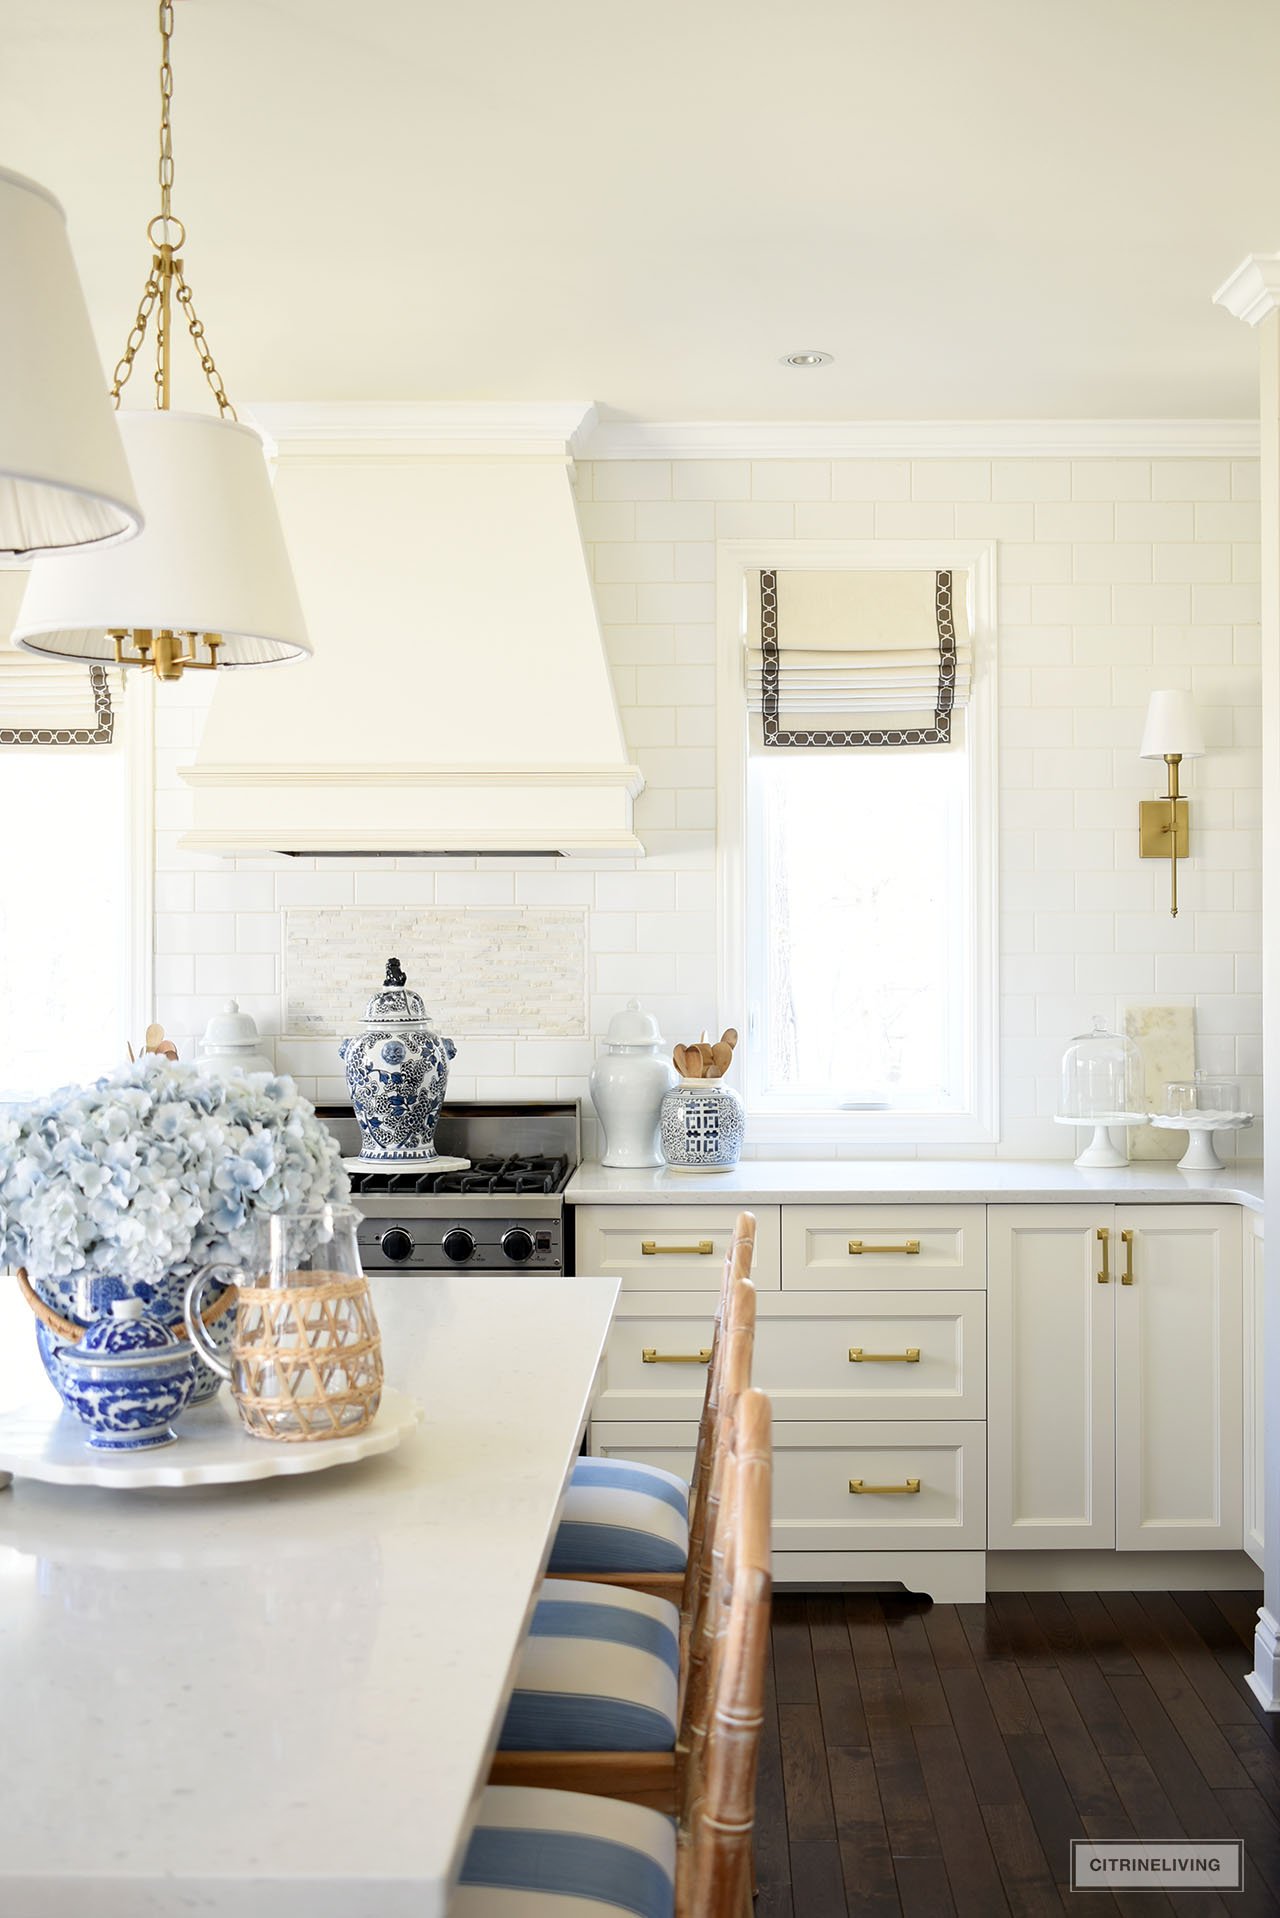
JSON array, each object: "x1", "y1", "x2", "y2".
[{"x1": 1124, "y1": 1003, "x2": 1195, "y2": 1160}]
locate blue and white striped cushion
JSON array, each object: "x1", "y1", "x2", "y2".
[
  {"x1": 456, "y1": 1785, "x2": 676, "y2": 1918},
  {"x1": 548, "y1": 1458, "x2": 690, "y2": 1575},
  {"x1": 499, "y1": 1578, "x2": 680, "y2": 1752}
]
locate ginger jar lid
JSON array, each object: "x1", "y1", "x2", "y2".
[
  {"x1": 362, "y1": 957, "x2": 430, "y2": 1028},
  {"x1": 72, "y1": 1299, "x2": 178, "y2": 1360},
  {"x1": 201, "y1": 998, "x2": 262, "y2": 1051},
  {"x1": 604, "y1": 999, "x2": 664, "y2": 1049}
]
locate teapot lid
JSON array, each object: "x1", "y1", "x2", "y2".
[
  {"x1": 201, "y1": 998, "x2": 262, "y2": 1051},
  {"x1": 75, "y1": 1298, "x2": 177, "y2": 1359},
  {"x1": 363, "y1": 957, "x2": 429, "y2": 1027},
  {"x1": 605, "y1": 999, "x2": 664, "y2": 1047}
]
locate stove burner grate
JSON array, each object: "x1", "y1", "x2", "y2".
[{"x1": 346, "y1": 1152, "x2": 570, "y2": 1198}]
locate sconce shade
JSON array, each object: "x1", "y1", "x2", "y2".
[
  {"x1": 1140, "y1": 688, "x2": 1205, "y2": 761},
  {"x1": 12, "y1": 410, "x2": 311, "y2": 668},
  {"x1": 0, "y1": 168, "x2": 142, "y2": 559}
]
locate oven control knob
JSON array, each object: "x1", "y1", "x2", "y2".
[
  {"x1": 379, "y1": 1228, "x2": 415, "y2": 1264},
  {"x1": 442, "y1": 1228, "x2": 475, "y2": 1264},
  {"x1": 501, "y1": 1228, "x2": 535, "y2": 1265}
]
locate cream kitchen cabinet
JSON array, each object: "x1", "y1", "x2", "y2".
[
  {"x1": 1245, "y1": 1211, "x2": 1265, "y2": 1568},
  {"x1": 573, "y1": 1204, "x2": 782, "y2": 1292},
  {"x1": 988, "y1": 1204, "x2": 1242, "y2": 1554}
]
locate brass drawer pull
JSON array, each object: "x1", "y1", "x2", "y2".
[
  {"x1": 1097, "y1": 1225, "x2": 1110, "y2": 1284},
  {"x1": 849, "y1": 1346, "x2": 921, "y2": 1364},
  {"x1": 849, "y1": 1477, "x2": 921, "y2": 1496},
  {"x1": 641, "y1": 1240, "x2": 714, "y2": 1257},
  {"x1": 642, "y1": 1347, "x2": 712, "y2": 1364},
  {"x1": 848, "y1": 1239, "x2": 921, "y2": 1256},
  {"x1": 1121, "y1": 1228, "x2": 1135, "y2": 1285}
]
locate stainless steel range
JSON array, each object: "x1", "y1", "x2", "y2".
[{"x1": 319, "y1": 1101, "x2": 579, "y2": 1275}]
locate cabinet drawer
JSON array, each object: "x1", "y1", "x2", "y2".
[
  {"x1": 784, "y1": 1204, "x2": 986, "y2": 1291},
  {"x1": 590, "y1": 1418, "x2": 985, "y2": 1552},
  {"x1": 573, "y1": 1205, "x2": 781, "y2": 1291},
  {"x1": 593, "y1": 1291, "x2": 985, "y2": 1421}
]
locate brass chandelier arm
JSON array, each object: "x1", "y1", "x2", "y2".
[{"x1": 108, "y1": 0, "x2": 236, "y2": 421}]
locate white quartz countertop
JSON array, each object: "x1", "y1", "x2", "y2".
[
  {"x1": 567, "y1": 1158, "x2": 1264, "y2": 1211},
  {"x1": 0, "y1": 1271, "x2": 620, "y2": 1918}
]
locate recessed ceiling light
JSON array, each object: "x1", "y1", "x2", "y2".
[{"x1": 782, "y1": 349, "x2": 833, "y2": 368}]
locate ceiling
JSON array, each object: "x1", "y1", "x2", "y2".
[{"x1": 3, "y1": 0, "x2": 1278, "y2": 422}]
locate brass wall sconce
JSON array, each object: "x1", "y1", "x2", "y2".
[{"x1": 1139, "y1": 689, "x2": 1205, "y2": 918}]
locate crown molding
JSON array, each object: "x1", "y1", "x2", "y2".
[
  {"x1": 1213, "y1": 254, "x2": 1280, "y2": 328},
  {"x1": 243, "y1": 401, "x2": 599, "y2": 459},
  {"x1": 577, "y1": 418, "x2": 1258, "y2": 459}
]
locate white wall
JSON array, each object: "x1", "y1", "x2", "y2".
[{"x1": 151, "y1": 452, "x2": 1262, "y2": 1160}]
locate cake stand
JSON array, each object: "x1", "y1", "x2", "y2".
[
  {"x1": 1148, "y1": 1112, "x2": 1254, "y2": 1172},
  {"x1": 1054, "y1": 1113, "x2": 1148, "y2": 1169}
]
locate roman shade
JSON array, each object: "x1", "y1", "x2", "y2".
[
  {"x1": 0, "y1": 646, "x2": 114, "y2": 745},
  {"x1": 747, "y1": 566, "x2": 972, "y2": 748}
]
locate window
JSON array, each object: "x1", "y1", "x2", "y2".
[
  {"x1": 717, "y1": 541, "x2": 996, "y2": 1146},
  {"x1": 0, "y1": 665, "x2": 147, "y2": 1104}
]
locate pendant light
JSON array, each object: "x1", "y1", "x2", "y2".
[
  {"x1": 13, "y1": 2, "x2": 310, "y2": 681},
  {"x1": 0, "y1": 168, "x2": 142, "y2": 558}
]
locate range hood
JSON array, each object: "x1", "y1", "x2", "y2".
[{"x1": 181, "y1": 404, "x2": 643, "y2": 857}]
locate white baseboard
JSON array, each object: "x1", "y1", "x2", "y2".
[{"x1": 1247, "y1": 1607, "x2": 1280, "y2": 1711}]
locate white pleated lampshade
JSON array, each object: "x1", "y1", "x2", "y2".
[
  {"x1": 0, "y1": 167, "x2": 142, "y2": 559},
  {"x1": 12, "y1": 410, "x2": 311, "y2": 667},
  {"x1": 1139, "y1": 689, "x2": 1205, "y2": 761}
]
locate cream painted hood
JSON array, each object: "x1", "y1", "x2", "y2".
[{"x1": 181, "y1": 404, "x2": 643, "y2": 856}]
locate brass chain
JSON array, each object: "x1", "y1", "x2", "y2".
[{"x1": 110, "y1": 0, "x2": 236, "y2": 417}]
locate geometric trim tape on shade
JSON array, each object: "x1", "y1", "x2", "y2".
[
  {"x1": 0, "y1": 651, "x2": 113, "y2": 745},
  {"x1": 747, "y1": 568, "x2": 970, "y2": 748}
]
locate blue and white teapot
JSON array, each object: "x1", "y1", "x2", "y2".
[{"x1": 339, "y1": 957, "x2": 457, "y2": 1163}]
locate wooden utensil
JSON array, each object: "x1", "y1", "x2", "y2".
[
  {"x1": 710, "y1": 1041, "x2": 733, "y2": 1078},
  {"x1": 673, "y1": 1043, "x2": 690, "y2": 1076},
  {"x1": 720, "y1": 1027, "x2": 739, "y2": 1052},
  {"x1": 684, "y1": 1048, "x2": 704, "y2": 1078}
]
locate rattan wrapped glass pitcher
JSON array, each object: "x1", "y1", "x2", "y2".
[{"x1": 183, "y1": 1207, "x2": 383, "y2": 1442}]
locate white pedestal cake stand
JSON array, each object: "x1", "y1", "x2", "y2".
[
  {"x1": 1054, "y1": 1113, "x2": 1148, "y2": 1169},
  {"x1": 1148, "y1": 1112, "x2": 1254, "y2": 1172},
  {"x1": 0, "y1": 1385, "x2": 421, "y2": 1489}
]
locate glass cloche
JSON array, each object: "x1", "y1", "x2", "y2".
[
  {"x1": 1059, "y1": 1017, "x2": 1145, "y2": 1122},
  {"x1": 1057, "y1": 1017, "x2": 1147, "y2": 1168}
]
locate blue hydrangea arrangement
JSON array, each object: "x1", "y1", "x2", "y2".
[{"x1": 0, "y1": 1057, "x2": 349, "y2": 1300}]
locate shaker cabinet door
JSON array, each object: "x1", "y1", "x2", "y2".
[
  {"x1": 987, "y1": 1206, "x2": 1116, "y2": 1550},
  {"x1": 1114, "y1": 1205, "x2": 1242, "y2": 1553}
]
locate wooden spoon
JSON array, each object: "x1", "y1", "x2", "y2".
[
  {"x1": 710, "y1": 1041, "x2": 733, "y2": 1078},
  {"x1": 683, "y1": 1047, "x2": 704, "y2": 1079},
  {"x1": 672, "y1": 1043, "x2": 689, "y2": 1076},
  {"x1": 144, "y1": 1022, "x2": 164, "y2": 1052},
  {"x1": 720, "y1": 1027, "x2": 739, "y2": 1052}
]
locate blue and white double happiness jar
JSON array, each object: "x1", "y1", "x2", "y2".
[{"x1": 659, "y1": 1077, "x2": 745, "y2": 1172}]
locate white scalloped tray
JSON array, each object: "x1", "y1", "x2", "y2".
[
  {"x1": 341, "y1": 1155, "x2": 470, "y2": 1174},
  {"x1": 0, "y1": 1385, "x2": 421, "y2": 1489}
]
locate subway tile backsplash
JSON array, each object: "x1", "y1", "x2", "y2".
[{"x1": 152, "y1": 454, "x2": 1263, "y2": 1158}]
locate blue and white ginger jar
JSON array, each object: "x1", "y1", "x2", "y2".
[
  {"x1": 55, "y1": 1299, "x2": 197, "y2": 1452},
  {"x1": 660, "y1": 1078, "x2": 745, "y2": 1171},
  {"x1": 339, "y1": 957, "x2": 457, "y2": 1163}
]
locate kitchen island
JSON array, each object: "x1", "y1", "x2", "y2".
[{"x1": 0, "y1": 1271, "x2": 619, "y2": 1918}]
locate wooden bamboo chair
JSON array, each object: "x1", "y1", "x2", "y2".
[
  {"x1": 546, "y1": 1209, "x2": 757, "y2": 1605},
  {"x1": 488, "y1": 1273, "x2": 757, "y2": 1812},
  {"x1": 456, "y1": 1392, "x2": 774, "y2": 1918}
]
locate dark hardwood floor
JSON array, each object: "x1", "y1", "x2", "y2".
[{"x1": 756, "y1": 1589, "x2": 1280, "y2": 1917}]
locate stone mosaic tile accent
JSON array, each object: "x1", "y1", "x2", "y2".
[{"x1": 285, "y1": 908, "x2": 588, "y2": 1038}]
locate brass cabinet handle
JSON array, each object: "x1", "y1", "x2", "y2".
[
  {"x1": 1097, "y1": 1225, "x2": 1110, "y2": 1284},
  {"x1": 641, "y1": 1240, "x2": 714, "y2": 1257},
  {"x1": 848, "y1": 1239, "x2": 921, "y2": 1256},
  {"x1": 1121, "y1": 1228, "x2": 1135, "y2": 1285},
  {"x1": 642, "y1": 1347, "x2": 712, "y2": 1364},
  {"x1": 849, "y1": 1347, "x2": 921, "y2": 1364},
  {"x1": 849, "y1": 1477, "x2": 921, "y2": 1495}
]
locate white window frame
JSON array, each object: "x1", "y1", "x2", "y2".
[{"x1": 715, "y1": 538, "x2": 999, "y2": 1148}]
